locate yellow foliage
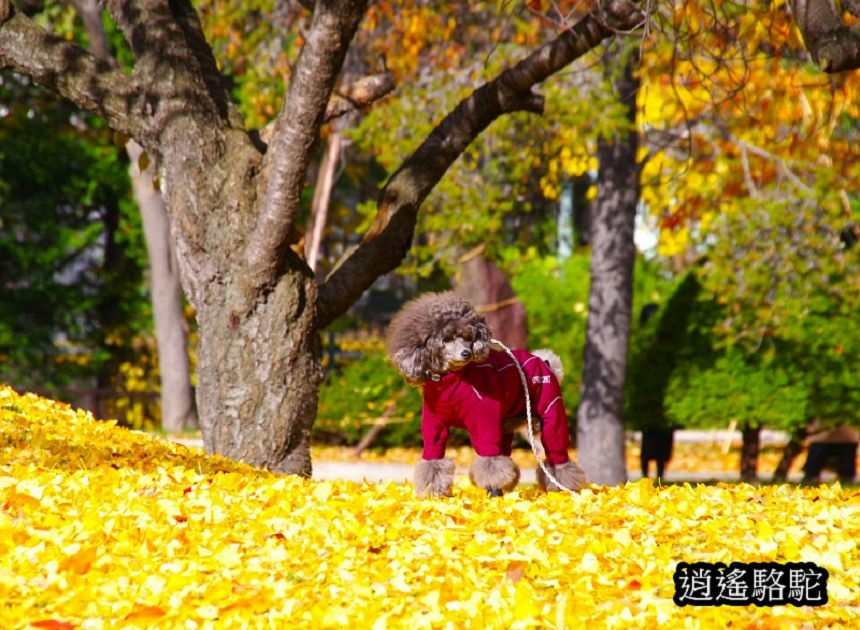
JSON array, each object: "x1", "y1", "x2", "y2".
[
  {"x1": 2, "y1": 386, "x2": 859, "y2": 628},
  {"x1": 638, "y1": 3, "x2": 860, "y2": 256},
  {"x1": 658, "y1": 225, "x2": 690, "y2": 258}
]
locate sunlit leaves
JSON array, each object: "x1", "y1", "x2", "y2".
[
  {"x1": 2, "y1": 386, "x2": 859, "y2": 627},
  {"x1": 641, "y1": 0, "x2": 860, "y2": 260}
]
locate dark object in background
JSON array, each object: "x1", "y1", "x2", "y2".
[
  {"x1": 641, "y1": 428, "x2": 675, "y2": 479},
  {"x1": 802, "y1": 423, "x2": 859, "y2": 483}
]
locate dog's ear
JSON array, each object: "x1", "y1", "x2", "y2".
[
  {"x1": 393, "y1": 347, "x2": 428, "y2": 384},
  {"x1": 471, "y1": 312, "x2": 492, "y2": 361}
]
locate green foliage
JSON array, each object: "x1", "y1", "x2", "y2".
[
  {"x1": 0, "y1": 73, "x2": 149, "y2": 390},
  {"x1": 315, "y1": 351, "x2": 423, "y2": 448},
  {"x1": 507, "y1": 250, "x2": 590, "y2": 408},
  {"x1": 665, "y1": 345, "x2": 810, "y2": 431},
  {"x1": 626, "y1": 261, "x2": 860, "y2": 435},
  {"x1": 511, "y1": 249, "x2": 674, "y2": 412},
  {"x1": 701, "y1": 195, "x2": 859, "y2": 348}
]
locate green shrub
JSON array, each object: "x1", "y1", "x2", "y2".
[
  {"x1": 627, "y1": 266, "x2": 860, "y2": 436},
  {"x1": 315, "y1": 351, "x2": 423, "y2": 448}
]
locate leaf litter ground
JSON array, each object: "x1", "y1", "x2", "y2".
[{"x1": 1, "y1": 386, "x2": 858, "y2": 629}]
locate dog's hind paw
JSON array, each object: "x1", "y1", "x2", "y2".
[
  {"x1": 414, "y1": 458, "x2": 455, "y2": 497},
  {"x1": 536, "y1": 460, "x2": 587, "y2": 492}
]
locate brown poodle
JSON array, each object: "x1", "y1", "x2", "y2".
[{"x1": 386, "y1": 291, "x2": 587, "y2": 497}]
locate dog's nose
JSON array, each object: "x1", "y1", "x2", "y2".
[{"x1": 461, "y1": 349, "x2": 472, "y2": 360}]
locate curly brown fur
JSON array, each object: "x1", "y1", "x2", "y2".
[
  {"x1": 413, "y1": 458, "x2": 456, "y2": 497},
  {"x1": 469, "y1": 456, "x2": 520, "y2": 492},
  {"x1": 536, "y1": 460, "x2": 587, "y2": 492},
  {"x1": 386, "y1": 292, "x2": 492, "y2": 384}
]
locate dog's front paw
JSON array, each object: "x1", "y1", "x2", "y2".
[
  {"x1": 414, "y1": 458, "x2": 455, "y2": 497},
  {"x1": 469, "y1": 456, "x2": 520, "y2": 494},
  {"x1": 536, "y1": 460, "x2": 587, "y2": 492}
]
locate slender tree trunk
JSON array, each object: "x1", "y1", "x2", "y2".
[
  {"x1": 68, "y1": 0, "x2": 198, "y2": 433},
  {"x1": 740, "y1": 424, "x2": 761, "y2": 482},
  {"x1": 95, "y1": 200, "x2": 122, "y2": 421},
  {"x1": 773, "y1": 427, "x2": 806, "y2": 481},
  {"x1": 576, "y1": 48, "x2": 640, "y2": 486},
  {"x1": 305, "y1": 131, "x2": 341, "y2": 273},
  {"x1": 128, "y1": 141, "x2": 198, "y2": 432}
]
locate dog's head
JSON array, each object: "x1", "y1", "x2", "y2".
[{"x1": 386, "y1": 292, "x2": 492, "y2": 384}]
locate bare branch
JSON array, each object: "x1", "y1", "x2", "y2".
[
  {"x1": 316, "y1": 0, "x2": 646, "y2": 328},
  {"x1": 244, "y1": 0, "x2": 369, "y2": 293},
  {"x1": 0, "y1": 7, "x2": 140, "y2": 138},
  {"x1": 325, "y1": 71, "x2": 396, "y2": 122},
  {"x1": 728, "y1": 134, "x2": 811, "y2": 192}
]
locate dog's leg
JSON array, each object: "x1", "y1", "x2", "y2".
[
  {"x1": 413, "y1": 458, "x2": 455, "y2": 497},
  {"x1": 536, "y1": 460, "x2": 587, "y2": 492},
  {"x1": 469, "y1": 455, "x2": 520, "y2": 496}
]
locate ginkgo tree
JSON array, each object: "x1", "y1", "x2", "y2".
[
  {"x1": 638, "y1": 2, "x2": 860, "y2": 367},
  {"x1": 629, "y1": 0, "x2": 860, "y2": 479}
]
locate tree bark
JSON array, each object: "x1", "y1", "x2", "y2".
[
  {"x1": 789, "y1": 0, "x2": 860, "y2": 72},
  {"x1": 576, "y1": 47, "x2": 640, "y2": 486}
]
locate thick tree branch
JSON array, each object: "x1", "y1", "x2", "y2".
[
  {"x1": 103, "y1": 0, "x2": 230, "y2": 132},
  {"x1": 0, "y1": 5, "x2": 140, "y2": 138},
  {"x1": 164, "y1": 0, "x2": 244, "y2": 127},
  {"x1": 244, "y1": 0, "x2": 369, "y2": 293},
  {"x1": 789, "y1": 0, "x2": 860, "y2": 72},
  {"x1": 316, "y1": 0, "x2": 646, "y2": 328}
]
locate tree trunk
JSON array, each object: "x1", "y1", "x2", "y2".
[
  {"x1": 128, "y1": 141, "x2": 198, "y2": 433},
  {"x1": 454, "y1": 249, "x2": 528, "y2": 349},
  {"x1": 195, "y1": 271, "x2": 322, "y2": 475},
  {"x1": 772, "y1": 428, "x2": 806, "y2": 481},
  {"x1": 740, "y1": 424, "x2": 761, "y2": 482},
  {"x1": 576, "y1": 48, "x2": 640, "y2": 486}
]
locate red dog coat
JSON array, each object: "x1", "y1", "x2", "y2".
[{"x1": 420, "y1": 349, "x2": 571, "y2": 465}]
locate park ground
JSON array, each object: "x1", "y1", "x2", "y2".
[{"x1": 172, "y1": 429, "x2": 806, "y2": 485}]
